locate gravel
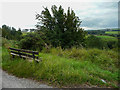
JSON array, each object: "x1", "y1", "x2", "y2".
[{"x1": 0, "y1": 69, "x2": 53, "y2": 88}]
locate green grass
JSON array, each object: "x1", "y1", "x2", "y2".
[
  {"x1": 105, "y1": 31, "x2": 120, "y2": 34},
  {"x1": 95, "y1": 35, "x2": 118, "y2": 42},
  {"x1": 22, "y1": 32, "x2": 28, "y2": 36},
  {"x1": 22, "y1": 32, "x2": 34, "y2": 36},
  {"x1": 2, "y1": 47, "x2": 119, "y2": 88},
  {"x1": 2, "y1": 38, "x2": 119, "y2": 88},
  {"x1": 2, "y1": 37, "x2": 19, "y2": 48},
  {"x1": 48, "y1": 47, "x2": 118, "y2": 72},
  {"x1": 96, "y1": 35, "x2": 117, "y2": 39}
]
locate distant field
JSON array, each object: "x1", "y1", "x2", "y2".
[
  {"x1": 22, "y1": 32, "x2": 27, "y2": 36},
  {"x1": 96, "y1": 35, "x2": 116, "y2": 38},
  {"x1": 22, "y1": 32, "x2": 31, "y2": 36},
  {"x1": 96, "y1": 35, "x2": 118, "y2": 41},
  {"x1": 105, "y1": 31, "x2": 120, "y2": 34}
]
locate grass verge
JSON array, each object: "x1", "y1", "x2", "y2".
[{"x1": 2, "y1": 47, "x2": 119, "y2": 88}]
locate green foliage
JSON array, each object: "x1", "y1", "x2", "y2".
[
  {"x1": 96, "y1": 35, "x2": 118, "y2": 49},
  {"x1": 2, "y1": 25, "x2": 22, "y2": 40},
  {"x1": 36, "y1": 5, "x2": 86, "y2": 48},
  {"x1": 2, "y1": 37, "x2": 19, "y2": 48},
  {"x1": 85, "y1": 35, "x2": 106, "y2": 49},
  {"x1": 87, "y1": 30, "x2": 105, "y2": 35},
  {"x1": 2, "y1": 47, "x2": 118, "y2": 88},
  {"x1": 19, "y1": 32, "x2": 48, "y2": 51},
  {"x1": 30, "y1": 29, "x2": 35, "y2": 32}
]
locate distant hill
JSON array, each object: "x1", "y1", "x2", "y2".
[
  {"x1": 85, "y1": 28, "x2": 120, "y2": 37},
  {"x1": 85, "y1": 28, "x2": 120, "y2": 31}
]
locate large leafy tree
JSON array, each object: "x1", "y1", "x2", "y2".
[
  {"x1": 36, "y1": 5, "x2": 86, "y2": 48},
  {"x1": 2, "y1": 25, "x2": 11, "y2": 39}
]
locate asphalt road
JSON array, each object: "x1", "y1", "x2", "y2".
[{"x1": 0, "y1": 69, "x2": 53, "y2": 88}]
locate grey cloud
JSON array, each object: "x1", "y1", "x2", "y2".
[
  {"x1": 96, "y1": 2, "x2": 118, "y2": 9},
  {"x1": 78, "y1": 2, "x2": 118, "y2": 29}
]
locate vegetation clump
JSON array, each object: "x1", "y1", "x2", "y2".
[{"x1": 2, "y1": 25, "x2": 22, "y2": 40}]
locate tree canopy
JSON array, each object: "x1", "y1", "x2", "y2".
[
  {"x1": 2, "y1": 25, "x2": 22, "y2": 40},
  {"x1": 36, "y1": 5, "x2": 86, "y2": 48}
]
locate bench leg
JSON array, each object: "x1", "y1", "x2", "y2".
[
  {"x1": 22, "y1": 57, "x2": 26, "y2": 60},
  {"x1": 12, "y1": 55, "x2": 15, "y2": 58}
]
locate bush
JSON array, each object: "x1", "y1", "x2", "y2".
[
  {"x1": 85, "y1": 35, "x2": 107, "y2": 49},
  {"x1": 106, "y1": 40, "x2": 118, "y2": 49},
  {"x1": 19, "y1": 33, "x2": 46, "y2": 51},
  {"x1": 2, "y1": 37, "x2": 19, "y2": 48}
]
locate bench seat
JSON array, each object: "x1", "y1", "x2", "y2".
[{"x1": 9, "y1": 48, "x2": 40, "y2": 63}]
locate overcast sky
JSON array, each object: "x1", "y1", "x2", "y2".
[{"x1": 0, "y1": 0, "x2": 119, "y2": 30}]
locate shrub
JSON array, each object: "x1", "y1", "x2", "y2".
[
  {"x1": 2, "y1": 37, "x2": 19, "y2": 48},
  {"x1": 106, "y1": 40, "x2": 118, "y2": 49},
  {"x1": 85, "y1": 35, "x2": 107, "y2": 49},
  {"x1": 19, "y1": 33, "x2": 46, "y2": 51},
  {"x1": 95, "y1": 35, "x2": 118, "y2": 49}
]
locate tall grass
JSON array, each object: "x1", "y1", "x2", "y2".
[
  {"x1": 2, "y1": 38, "x2": 119, "y2": 88},
  {"x1": 2, "y1": 37, "x2": 19, "y2": 48},
  {"x1": 48, "y1": 47, "x2": 118, "y2": 72},
  {"x1": 2, "y1": 47, "x2": 118, "y2": 88}
]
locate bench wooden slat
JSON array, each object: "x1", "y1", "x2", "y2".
[
  {"x1": 10, "y1": 51, "x2": 38, "y2": 59},
  {"x1": 10, "y1": 53, "x2": 35, "y2": 59},
  {"x1": 9, "y1": 47, "x2": 39, "y2": 62},
  {"x1": 11, "y1": 53, "x2": 19, "y2": 56},
  {"x1": 9, "y1": 48, "x2": 39, "y2": 54}
]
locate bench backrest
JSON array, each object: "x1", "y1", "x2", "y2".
[{"x1": 9, "y1": 47, "x2": 39, "y2": 59}]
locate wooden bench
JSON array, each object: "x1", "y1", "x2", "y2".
[{"x1": 9, "y1": 47, "x2": 40, "y2": 63}]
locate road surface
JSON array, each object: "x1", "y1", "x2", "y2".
[{"x1": 0, "y1": 69, "x2": 53, "y2": 88}]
